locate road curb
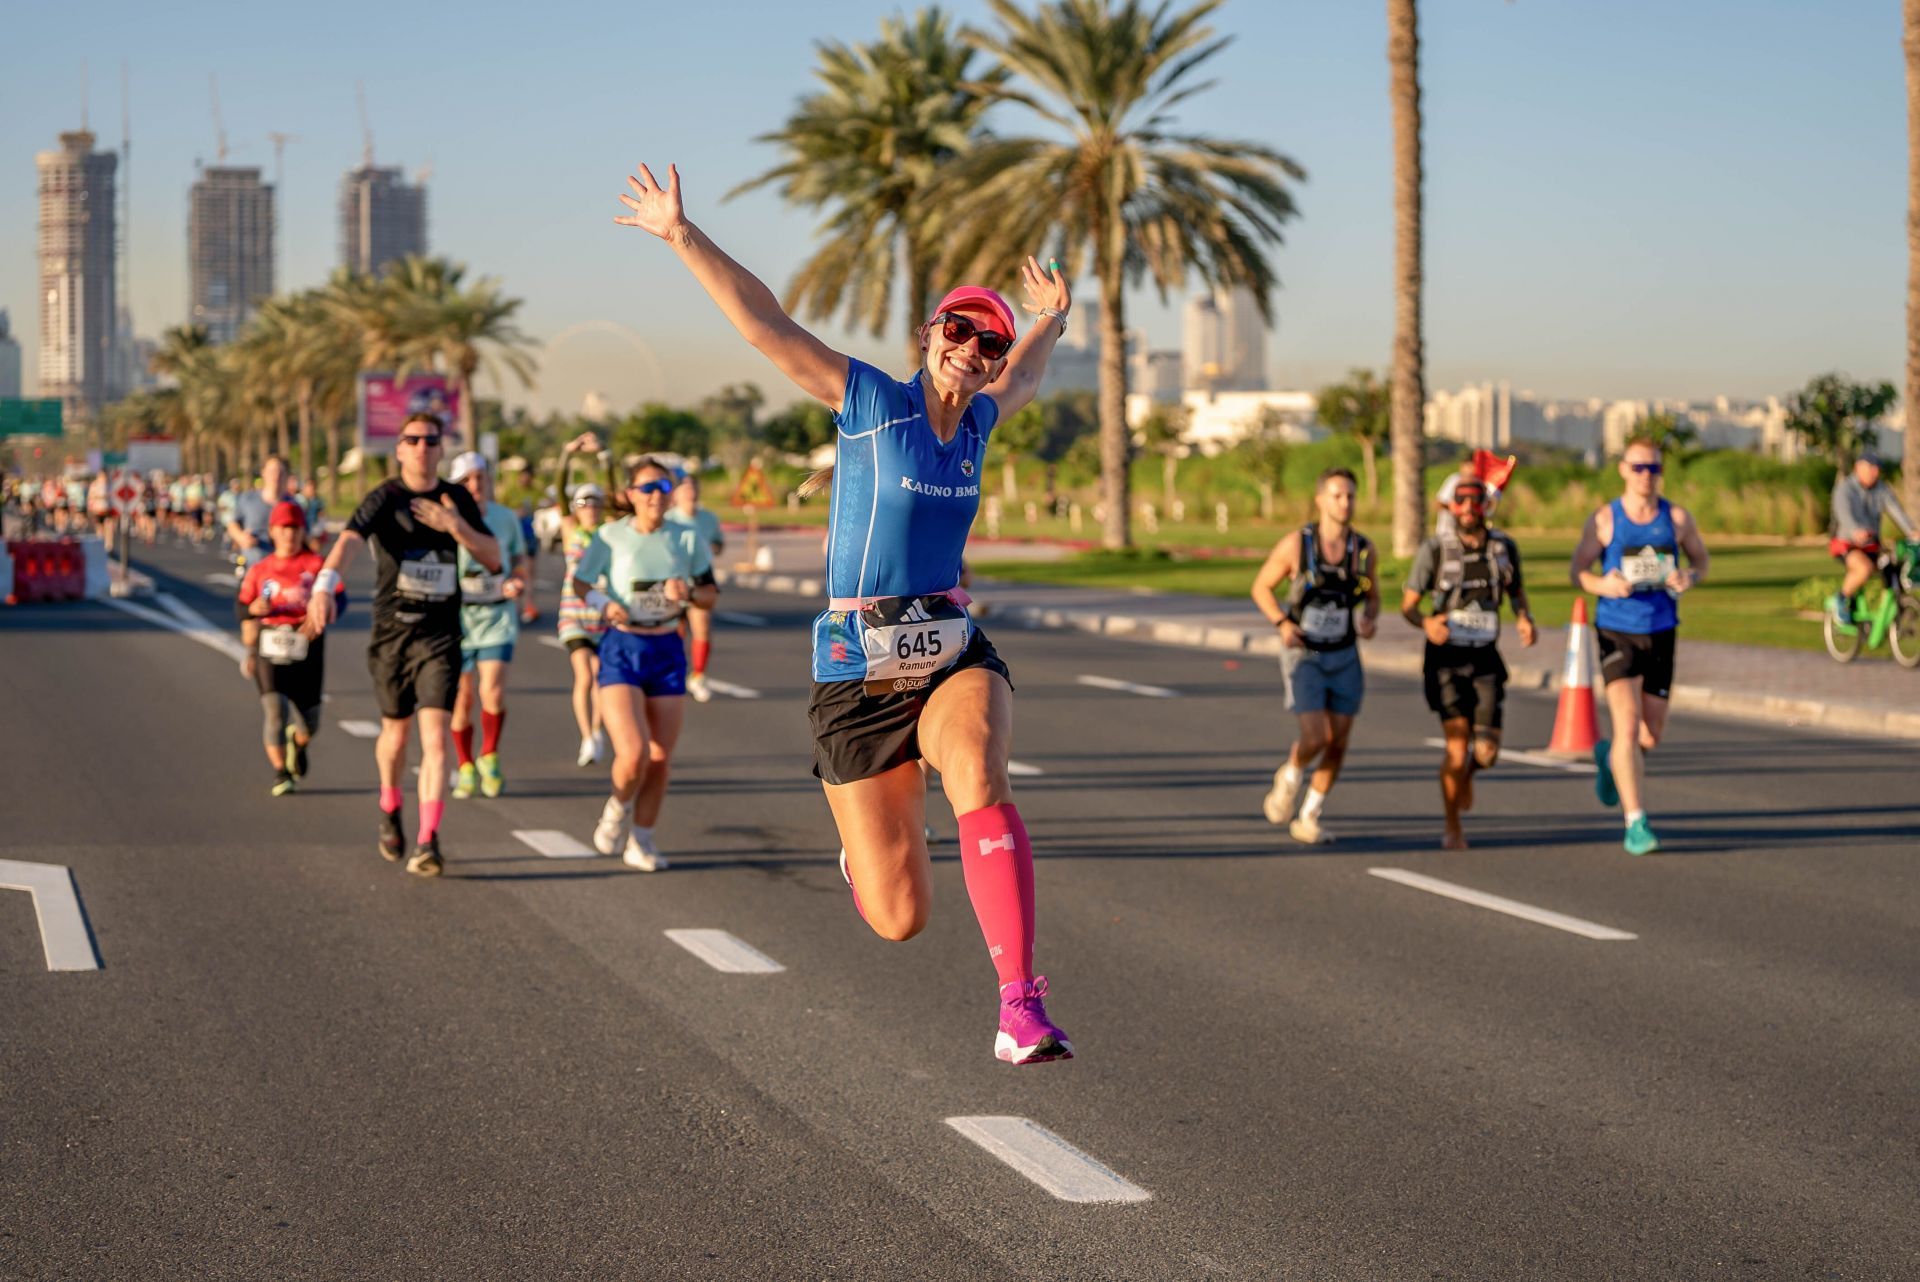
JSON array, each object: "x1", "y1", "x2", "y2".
[{"x1": 714, "y1": 569, "x2": 1920, "y2": 742}]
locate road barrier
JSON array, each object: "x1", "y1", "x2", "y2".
[
  {"x1": 1546, "y1": 596, "x2": 1600, "y2": 756},
  {"x1": 4, "y1": 540, "x2": 88, "y2": 605}
]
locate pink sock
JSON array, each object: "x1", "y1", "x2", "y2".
[
  {"x1": 379, "y1": 786, "x2": 403, "y2": 814},
  {"x1": 418, "y1": 800, "x2": 445, "y2": 845},
  {"x1": 955, "y1": 803, "x2": 1036, "y2": 988}
]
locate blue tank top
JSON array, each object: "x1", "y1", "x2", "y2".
[
  {"x1": 1596, "y1": 497, "x2": 1680, "y2": 634},
  {"x1": 812, "y1": 359, "x2": 998, "y2": 681}
]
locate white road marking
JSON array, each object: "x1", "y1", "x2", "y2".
[
  {"x1": 513, "y1": 829, "x2": 597, "y2": 859},
  {"x1": 1368, "y1": 868, "x2": 1637, "y2": 941},
  {"x1": 702, "y1": 678, "x2": 761, "y2": 699},
  {"x1": 1076, "y1": 674, "x2": 1178, "y2": 699},
  {"x1": 103, "y1": 594, "x2": 249, "y2": 663},
  {"x1": 0, "y1": 860, "x2": 101, "y2": 972},
  {"x1": 204, "y1": 573, "x2": 237, "y2": 587},
  {"x1": 1007, "y1": 760, "x2": 1044, "y2": 777},
  {"x1": 664, "y1": 929, "x2": 785, "y2": 974},
  {"x1": 1420, "y1": 738, "x2": 1595, "y2": 774},
  {"x1": 539, "y1": 636, "x2": 567, "y2": 651},
  {"x1": 339, "y1": 720, "x2": 381, "y2": 738},
  {"x1": 945, "y1": 1117, "x2": 1151, "y2": 1204},
  {"x1": 714, "y1": 610, "x2": 769, "y2": 627}
]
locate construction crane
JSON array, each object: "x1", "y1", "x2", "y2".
[
  {"x1": 266, "y1": 131, "x2": 299, "y2": 188},
  {"x1": 355, "y1": 79, "x2": 374, "y2": 169},
  {"x1": 208, "y1": 72, "x2": 228, "y2": 165}
]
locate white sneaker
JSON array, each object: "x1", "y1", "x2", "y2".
[
  {"x1": 686, "y1": 672, "x2": 712, "y2": 703},
  {"x1": 1263, "y1": 768, "x2": 1302, "y2": 826},
  {"x1": 592, "y1": 728, "x2": 609, "y2": 764},
  {"x1": 576, "y1": 735, "x2": 597, "y2": 768},
  {"x1": 592, "y1": 796, "x2": 632, "y2": 856},
  {"x1": 1289, "y1": 814, "x2": 1333, "y2": 845},
  {"x1": 623, "y1": 828, "x2": 667, "y2": 872}
]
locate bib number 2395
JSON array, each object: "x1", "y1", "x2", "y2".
[{"x1": 860, "y1": 596, "x2": 969, "y2": 694}]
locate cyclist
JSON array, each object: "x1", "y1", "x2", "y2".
[
  {"x1": 668, "y1": 471, "x2": 725, "y2": 702},
  {"x1": 1828, "y1": 447, "x2": 1916, "y2": 625},
  {"x1": 447, "y1": 452, "x2": 532, "y2": 800},
  {"x1": 558, "y1": 432, "x2": 617, "y2": 766},
  {"x1": 1250, "y1": 467, "x2": 1380, "y2": 845},
  {"x1": 239, "y1": 502, "x2": 345, "y2": 796},
  {"x1": 1569, "y1": 433, "x2": 1710, "y2": 856}
]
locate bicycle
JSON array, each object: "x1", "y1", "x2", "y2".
[{"x1": 1824, "y1": 538, "x2": 1920, "y2": 667}]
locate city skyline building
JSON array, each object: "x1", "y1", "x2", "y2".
[
  {"x1": 1181, "y1": 287, "x2": 1267, "y2": 393},
  {"x1": 189, "y1": 165, "x2": 275, "y2": 343},
  {"x1": 0, "y1": 309, "x2": 22, "y2": 399},
  {"x1": 338, "y1": 164, "x2": 426, "y2": 277},
  {"x1": 36, "y1": 128, "x2": 120, "y2": 427}
]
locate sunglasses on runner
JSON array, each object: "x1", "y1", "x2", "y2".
[
  {"x1": 930, "y1": 312, "x2": 1014, "y2": 361},
  {"x1": 1452, "y1": 487, "x2": 1487, "y2": 506},
  {"x1": 398, "y1": 433, "x2": 442, "y2": 448},
  {"x1": 1628, "y1": 462, "x2": 1663, "y2": 475},
  {"x1": 629, "y1": 479, "x2": 674, "y2": 497}
]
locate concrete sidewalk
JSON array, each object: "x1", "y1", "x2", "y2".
[{"x1": 717, "y1": 527, "x2": 1920, "y2": 742}]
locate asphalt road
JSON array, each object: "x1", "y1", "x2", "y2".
[{"x1": 3, "y1": 536, "x2": 1917, "y2": 1280}]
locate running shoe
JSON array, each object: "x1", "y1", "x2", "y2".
[
  {"x1": 271, "y1": 769, "x2": 296, "y2": 798},
  {"x1": 377, "y1": 808, "x2": 406, "y2": 862},
  {"x1": 576, "y1": 735, "x2": 597, "y2": 768},
  {"x1": 593, "y1": 728, "x2": 610, "y2": 763},
  {"x1": 995, "y1": 977, "x2": 1074, "y2": 1065},
  {"x1": 1289, "y1": 814, "x2": 1332, "y2": 845},
  {"x1": 478, "y1": 753, "x2": 504, "y2": 799},
  {"x1": 451, "y1": 762, "x2": 478, "y2": 800},
  {"x1": 592, "y1": 795, "x2": 632, "y2": 856},
  {"x1": 622, "y1": 828, "x2": 668, "y2": 872},
  {"x1": 1829, "y1": 592, "x2": 1851, "y2": 627},
  {"x1": 686, "y1": 672, "x2": 712, "y2": 703},
  {"x1": 406, "y1": 835, "x2": 444, "y2": 877},
  {"x1": 1623, "y1": 816, "x2": 1662, "y2": 856},
  {"x1": 1262, "y1": 767, "x2": 1303, "y2": 826},
  {"x1": 1593, "y1": 740, "x2": 1619, "y2": 808},
  {"x1": 285, "y1": 727, "x2": 307, "y2": 779}
]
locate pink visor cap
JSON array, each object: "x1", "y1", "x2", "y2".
[{"x1": 931, "y1": 286, "x2": 1017, "y2": 341}]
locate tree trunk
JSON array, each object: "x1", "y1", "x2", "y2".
[
  {"x1": 1907, "y1": 0, "x2": 1920, "y2": 521},
  {"x1": 296, "y1": 384, "x2": 315, "y2": 486},
  {"x1": 456, "y1": 366, "x2": 476, "y2": 449},
  {"x1": 1361, "y1": 436, "x2": 1379, "y2": 505},
  {"x1": 1387, "y1": 0, "x2": 1427, "y2": 558},
  {"x1": 905, "y1": 242, "x2": 933, "y2": 376},
  {"x1": 1097, "y1": 252, "x2": 1132, "y2": 551},
  {"x1": 275, "y1": 405, "x2": 291, "y2": 461},
  {"x1": 1003, "y1": 455, "x2": 1019, "y2": 502},
  {"x1": 327, "y1": 416, "x2": 343, "y2": 510}
]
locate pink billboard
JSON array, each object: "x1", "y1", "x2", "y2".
[{"x1": 358, "y1": 373, "x2": 463, "y2": 456}]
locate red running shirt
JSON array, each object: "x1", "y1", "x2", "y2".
[{"x1": 238, "y1": 551, "x2": 343, "y2": 624}]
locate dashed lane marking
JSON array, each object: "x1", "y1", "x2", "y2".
[
  {"x1": 703, "y1": 679, "x2": 761, "y2": 699},
  {"x1": 1076, "y1": 674, "x2": 1178, "y2": 699},
  {"x1": 513, "y1": 830, "x2": 597, "y2": 859},
  {"x1": 1007, "y1": 760, "x2": 1044, "y2": 777},
  {"x1": 945, "y1": 1116, "x2": 1151, "y2": 1204},
  {"x1": 714, "y1": 611, "x2": 769, "y2": 627},
  {"x1": 1368, "y1": 868, "x2": 1637, "y2": 941},
  {"x1": 1420, "y1": 738, "x2": 1595, "y2": 773},
  {"x1": 103, "y1": 593, "x2": 249, "y2": 664},
  {"x1": 0, "y1": 860, "x2": 101, "y2": 972},
  {"x1": 664, "y1": 929, "x2": 786, "y2": 974},
  {"x1": 339, "y1": 720, "x2": 381, "y2": 738},
  {"x1": 539, "y1": 636, "x2": 567, "y2": 651}
]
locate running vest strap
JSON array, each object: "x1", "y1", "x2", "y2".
[
  {"x1": 1427, "y1": 529, "x2": 1513, "y2": 646},
  {"x1": 1597, "y1": 497, "x2": 1680, "y2": 635},
  {"x1": 1284, "y1": 524, "x2": 1366, "y2": 651}
]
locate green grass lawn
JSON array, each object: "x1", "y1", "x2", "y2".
[{"x1": 972, "y1": 537, "x2": 1839, "y2": 653}]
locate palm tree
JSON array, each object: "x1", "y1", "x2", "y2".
[
  {"x1": 729, "y1": 8, "x2": 1007, "y2": 369},
  {"x1": 952, "y1": 0, "x2": 1304, "y2": 550},
  {"x1": 1387, "y1": 0, "x2": 1426, "y2": 557},
  {"x1": 381, "y1": 256, "x2": 539, "y2": 448},
  {"x1": 1316, "y1": 368, "x2": 1391, "y2": 505},
  {"x1": 1906, "y1": 0, "x2": 1920, "y2": 521}
]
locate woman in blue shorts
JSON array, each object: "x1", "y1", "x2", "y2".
[
  {"x1": 615, "y1": 162, "x2": 1077, "y2": 1064},
  {"x1": 568, "y1": 457, "x2": 715, "y2": 872}
]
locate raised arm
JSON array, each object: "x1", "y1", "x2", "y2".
[
  {"x1": 985, "y1": 258, "x2": 1071, "y2": 418},
  {"x1": 616, "y1": 163, "x2": 848, "y2": 410}
]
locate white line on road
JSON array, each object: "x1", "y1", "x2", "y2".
[
  {"x1": 702, "y1": 678, "x2": 761, "y2": 699},
  {"x1": 1368, "y1": 868, "x2": 1637, "y2": 941},
  {"x1": 513, "y1": 830, "x2": 597, "y2": 859},
  {"x1": 103, "y1": 594, "x2": 249, "y2": 664},
  {"x1": 1420, "y1": 738, "x2": 1595, "y2": 774},
  {"x1": 1076, "y1": 674, "x2": 1178, "y2": 699},
  {"x1": 204, "y1": 573, "x2": 236, "y2": 587},
  {"x1": 1007, "y1": 760, "x2": 1044, "y2": 777},
  {"x1": 714, "y1": 610, "x2": 769, "y2": 627},
  {"x1": 945, "y1": 1117, "x2": 1150, "y2": 1204},
  {"x1": 339, "y1": 720, "x2": 381, "y2": 738},
  {"x1": 0, "y1": 860, "x2": 101, "y2": 972},
  {"x1": 539, "y1": 636, "x2": 567, "y2": 651},
  {"x1": 664, "y1": 929, "x2": 786, "y2": 974}
]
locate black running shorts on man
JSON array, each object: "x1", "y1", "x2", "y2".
[
  {"x1": 1596, "y1": 627, "x2": 1676, "y2": 700},
  {"x1": 808, "y1": 628, "x2": 1012, "y2": 785},
  {"x1": 1423, "y1": 643, "x2": 1507, "y2": 730}
]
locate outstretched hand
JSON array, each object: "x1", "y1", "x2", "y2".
[
  {"x1": 615, "y1": 163, "x2": 687, "y2": 241},
  {"x1": 1019, "y1": 256, "x2": 1071, "y2": 318}
]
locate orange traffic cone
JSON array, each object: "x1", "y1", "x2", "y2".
[{"x1": 1546, "y1": 596, "x2": 1600, "y2": 756}]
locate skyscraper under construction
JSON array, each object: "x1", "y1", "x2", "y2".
[
  {"x1": 339, "y1": 165, "x2": 426, "y2": 278},
  {"x1": 37, "y1": 129, "x2": 120, "y2": 427},
  {"x1": 189, "y1": 166, "x2": 275, "y2": 344}
]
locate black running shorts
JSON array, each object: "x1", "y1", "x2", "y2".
[
  {"x1": 1596, "y1": 626, "x2": 1677, "y2": 700},
  {"x1": 367, "y1": 621, "x2": 460, "y2": 720},
  {"x1": 807, "y1": 628, "x2": 1012, "y2": 785},
  {"x1": 1423, "y1": 642, "x2": 1507, "y2": 730},
  {"x1": 255, "y1": 637, "x2": 327, "y2": 709}
]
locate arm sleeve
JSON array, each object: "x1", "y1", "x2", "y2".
[
  {"x1": 345, "y1": 485, "x2": 387, "y2": 538},
  {"x1": 1404, "y1": 540, "x2": 1439, "y2": 595},
  {"x1": 832, "y1": 359, "x2": 898, "y2": 436}
]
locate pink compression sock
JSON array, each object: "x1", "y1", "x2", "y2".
[
  {"x1": 955, "y1": 804, "x2": 1036, "y2": 988},
  {"x1": 379, "y1": 786, "x2": 403, "y2": 814},
  {"x1": 418, "y1": 800, "x2": 445, "y2": 845}
]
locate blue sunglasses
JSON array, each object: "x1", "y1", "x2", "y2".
[{"x1": 629, "y1": 479, "x2": 674, "y2": 496}]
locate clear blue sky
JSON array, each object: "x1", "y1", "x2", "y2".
[{"x1": 1, "y1": 0, "x2": 1907, "y2": 414}]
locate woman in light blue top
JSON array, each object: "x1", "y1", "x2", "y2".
[{"x1": 568, "y1": 457, "x2": 715, "y2": 871}]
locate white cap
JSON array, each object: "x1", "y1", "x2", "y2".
[
  {"x1": 571, "y1": 482, "x2": 606, "y2": 506},
  {"x1": 448, "y1": 451, "x2": 489, "y2": 483}
]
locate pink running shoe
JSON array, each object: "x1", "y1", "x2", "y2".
[{"x1": 995, "y1": 977, "x2": 1074, "y2": 1065}]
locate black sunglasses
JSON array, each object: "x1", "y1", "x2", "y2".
[
  {"x1": 398, "y1": 434, "x2": 442, "y2": 448},
  {"x1": 930, "y1": 312, "x2": 1013, "y2": 361},
  {"x1": 629, "y1": 478, "x2": 674, "y2": 496},
  {"x1": 1628, "y1": 462, "x2": 1663, "y2": 475}
]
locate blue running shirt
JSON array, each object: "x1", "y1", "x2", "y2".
[
  {"x1": 1596, "y1": 497, "x2": 1680, "y2": 634},
  {"x1": 812, "y1": 359, "x2": 999, "y2": 681}
]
